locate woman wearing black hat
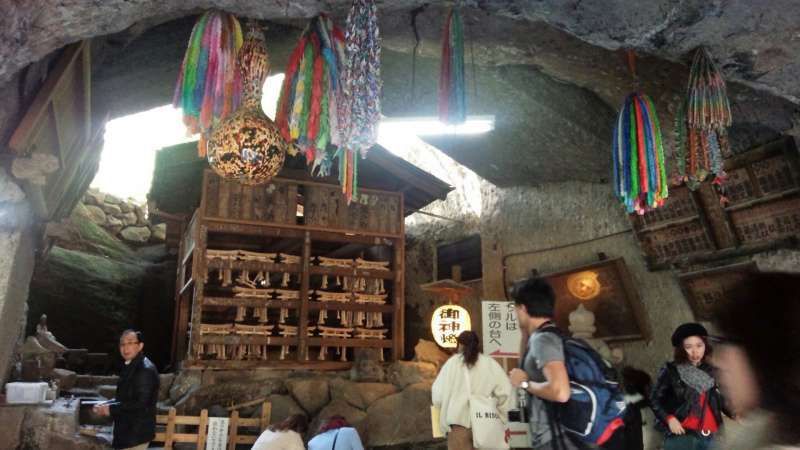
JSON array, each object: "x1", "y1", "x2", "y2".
[{"x1": 650, "y1": 323, "x2": 731, "y2": 450}]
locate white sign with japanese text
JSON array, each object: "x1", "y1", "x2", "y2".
[
  {"x1": 481, "y1": 301, "x2": 522, "y2": 358},
  {"x1": 205, "y1": 417, "x2": 229, "y2": 450}
]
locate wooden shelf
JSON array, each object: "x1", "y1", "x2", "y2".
[
  {"x1": 174, "y1": 170, "x2": 407, "y2": 367},
  {"x1": 206, "y1": 259, "x2": 302, "y2": 273},
  {"x1": 637, "y1": 215, "x2": 699, "y2": 233},
  {"x1": 308, "y1": 302, "x2": 393, "y2": 313},
  {"x1": 309, "y1": 265, "x2": 394, "y2": 280},
  {"x1": 195, "y1": 335, "x2": 297, "y2": 345},
  {"x1": 203, "y1": 296, "x2": 299, "y2": 309},
  {"x1": 205, "y1": 217, "x2": 402, "y2": 242},
  {"x1": 724, "y1": 187, "x2": 800, "y2": 212},
  {"x1": 306, "y1": 337, "x2": 392, "y2": 348},
  {"x1": 184, "y1": 359, "x2": 353, "y2": 370}
]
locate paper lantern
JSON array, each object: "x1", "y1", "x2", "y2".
[
  {"x1": 431, "y1": 304, "x2": 471, "y2": 348},
  {"x1": 207, "y1": 23, "x2": 287, "y2": 185}
]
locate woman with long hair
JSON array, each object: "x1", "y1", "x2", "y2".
[
  {"x1": 307, "y1": 415, "x2": 364, "y2": 450},
  {"x1": 431, "y1": 330, "x2": 513, "y2": 450},
  {"x1": 650, "y1": 323, "x2": 731, "y2": 450},
  {"x1": 713, "y1": 272, "x2": 800, "y2": 450},
  {"x1": 252, "y1": 414, "x2": 308, "y2": 450}
]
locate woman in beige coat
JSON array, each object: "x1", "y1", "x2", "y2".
[{"x1": 432, "y1": 331, "x2": 514, "y2": 450}]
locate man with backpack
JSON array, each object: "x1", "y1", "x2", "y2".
[{"x1": 508, "y1": 278, "x2": 626, "y2": 450}]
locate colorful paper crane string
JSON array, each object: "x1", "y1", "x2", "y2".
[
  {"x1": 674, "y1": 47, "x2": 732, "y2": 188},
  {"x1": 338, "y1": 0, "x2": 382, "y2": 203},
  {"x1": 687, "y1": 47, "x2": 732, "y2": 130},
  {"x1": 275, "y1": 15, "x2": 346, "y2": 176},
  {"x1": 612, "y1": 92, "x2": 669, "y2": 215},
  {"x1": 173, "y1": 11, "x2": 244, "y2": 156},
  {"x1": 438, "y1": 7, "x2": 466, "y2": 125}
]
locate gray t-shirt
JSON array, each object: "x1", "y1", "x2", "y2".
[{"x1": 523, "y1": 329, "x2": 565, "y2": 448}]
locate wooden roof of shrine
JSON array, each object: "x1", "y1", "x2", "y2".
[{"x1": 147, "y1": 141, "x2": 453, "y2": 217}]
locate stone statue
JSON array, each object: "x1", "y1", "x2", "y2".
[
  {"x1": 568, "y1": 304, "x2": 623, "y2": 364},
  {"x1": 36, "y1": 314, "x2": 67, "y2": 354}
]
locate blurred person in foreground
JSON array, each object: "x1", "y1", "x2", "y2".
[
  {"x1": 252, "y1": 414, "x2": 308, "y2": 450},
  {"x1": 307, "y1": 415, "x2": 364, "y2": 450},
  {"x1": 712, "y1": 271, "x2": 800, "y2": 450}
]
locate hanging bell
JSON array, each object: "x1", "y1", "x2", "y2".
[{"x1": 207, "y1": 22, "x2": 287, "y2": 185}]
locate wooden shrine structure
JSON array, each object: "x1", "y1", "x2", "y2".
[
  {"x1": 629, "y1": 136, "x2": 800, "y2": 270},
  {"x1": 152, "y1": 144, "x2": 452, "y2": 369}
]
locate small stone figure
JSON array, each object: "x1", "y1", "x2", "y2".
[
  {"x1": 36, "y1": 314, "x2": 67, "y2": 354},
  {"x1": 568, "y1": 304, "x2": 623, "y2": 364}
]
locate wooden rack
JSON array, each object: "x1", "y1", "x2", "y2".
[
  {"x1": 630, "y1": 137, "x2": 800, "y2": 270},
  {"x1": 171, "y1": 170, "x2": 405, "y2": 369}
]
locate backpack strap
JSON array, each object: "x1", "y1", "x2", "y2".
[{"x1": 331, "y1": 429, "x2": 340, "y2": 450}]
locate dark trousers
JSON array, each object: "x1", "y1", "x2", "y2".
[{"x1": 664, "y1": 433, "x2": 714, "y2": 450}]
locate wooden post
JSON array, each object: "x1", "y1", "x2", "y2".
[
  {"x1": 451, "y1": 264, "x2": 462, "y2": 283},
  {"x1": 197, "y1": 409, "x2": 209, "y2": 450},
  {"x1": 298, "y1": 231, "x2": 311, "y2": 361},
  {"x1": 260, "y1": 400, "x2": 272, "y2": 430},
  {"x1": 392, "y1": 193, "x2": 406, "y2": 360},
  {"x1": 189, "y1": 224, "x2": 208, "y2": 361},
  {"x1": 227, "y1": 410, "x2": 240, "y2": 450},
  {"x1": 165, "y1": 407, "x2": 177, "y2": 450}
]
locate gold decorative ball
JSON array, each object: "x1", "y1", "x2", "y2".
[{"x1": 206, "y1": 106, "x2": 286, "y2": 185}]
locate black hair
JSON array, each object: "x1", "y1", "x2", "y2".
[
  {"x1": 457, "y1": 330, "x2": 481, "y2": 368},
  {"x1": 510, "y1": 277, "x2": 555, "y2": 318},
  {"x1": 120, "y1": 329, "x2": 144, "y2": 344},
  {"x1": 715, "y1": 272, "x2": 800, "y2": 445}
]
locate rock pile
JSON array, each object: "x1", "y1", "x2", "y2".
[
  {"x1": 164, "y1": 359, "x2": 446, "y2": 449},
  {"x1": 81, "y1": 188, "x2": 165, "y2": 246}
]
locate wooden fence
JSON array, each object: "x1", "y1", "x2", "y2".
[{"x1": 153, "y1": 401, "x2": 271, "y2": 450}]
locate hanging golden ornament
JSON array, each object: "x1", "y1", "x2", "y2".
[{"x1": 207, "y1": 22, "x2": 287, "y2": 185}]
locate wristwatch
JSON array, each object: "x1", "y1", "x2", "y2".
[{"x1": 520, "y1": 380, "x2": 530, "y2": 391}]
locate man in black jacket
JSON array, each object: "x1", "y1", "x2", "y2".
[{"x1": 94, "y1": 330, "x2": 159, "y2": 450}]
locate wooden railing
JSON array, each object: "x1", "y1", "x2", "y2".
[{"x1": 153, "y1": 401, "x2": 271, "y2": 450}]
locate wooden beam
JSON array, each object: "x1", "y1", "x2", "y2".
[
  {"x1": 306, "y1": 338, "x2": 392, "y2": 348},
  {"x1": 325, "y1": 243, "x2": 368, "y2": 258},
  {"x1": 298, "y1": 231, "x2": 311, "y2": 361},
  {"x1": 8, "y1": 41, "x2": 87, "y2": 154},
  {"x1": 183, "y1": 359, "x2": 353, "y2": 370}
]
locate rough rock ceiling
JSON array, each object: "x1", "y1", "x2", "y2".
[{"x1": 1, "y1": 1, "x2": 799, "y2": 186}]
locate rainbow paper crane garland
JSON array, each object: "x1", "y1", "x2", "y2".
[
  {"x1": 612, "y1": 92, "x2": 669, "y2": 215},
  {"x1": 338, "y1": 0, "x2": 382, "y2": 203},
  {"x1": 275, "y1": 15, "x2": 346, "y2": 176},
  {"x1": 438, "y1": 7, "x2": 466, "y2": 125},
  {"x1": 173, "y1": 11, "x2": 244, "y2": 156},
  {"x1": 674, "y1": 47, "x2": 732, "y2": 189}
]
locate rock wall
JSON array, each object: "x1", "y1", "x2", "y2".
[
  {"x1": 24, "y1": 201, "x2": 175, "y2": 371},
  {"x1": 165, "y1": 360, "x2": 447, "y2": 450},
  {"x1": 81, "y1": 188, "x2": 165, "y2": 246},
  {"x1": 0, "y1": 168, "x2": 36, "y2": 384}
]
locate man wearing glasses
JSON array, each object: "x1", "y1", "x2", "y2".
[{"x1": 94, "y1": 330, "x2": 160, "y2": 450}]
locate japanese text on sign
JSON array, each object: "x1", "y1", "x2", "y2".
[
  {"x1": 205, "y1": 417, "x2": 229, "y2": 450},
  {"x1": 481, "y1": 301, "x2": 521, "y2": 358},
  {"x1": 431, "y1": 304, "x2": 471, "y2": 348}
]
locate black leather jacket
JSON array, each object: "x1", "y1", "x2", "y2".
[
  {"x1": 650, "y1": 362, "x2": 731, "y2": 434},
  {"x1": 110, "y1": 354, "x2": 159, "y2": 449}
]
